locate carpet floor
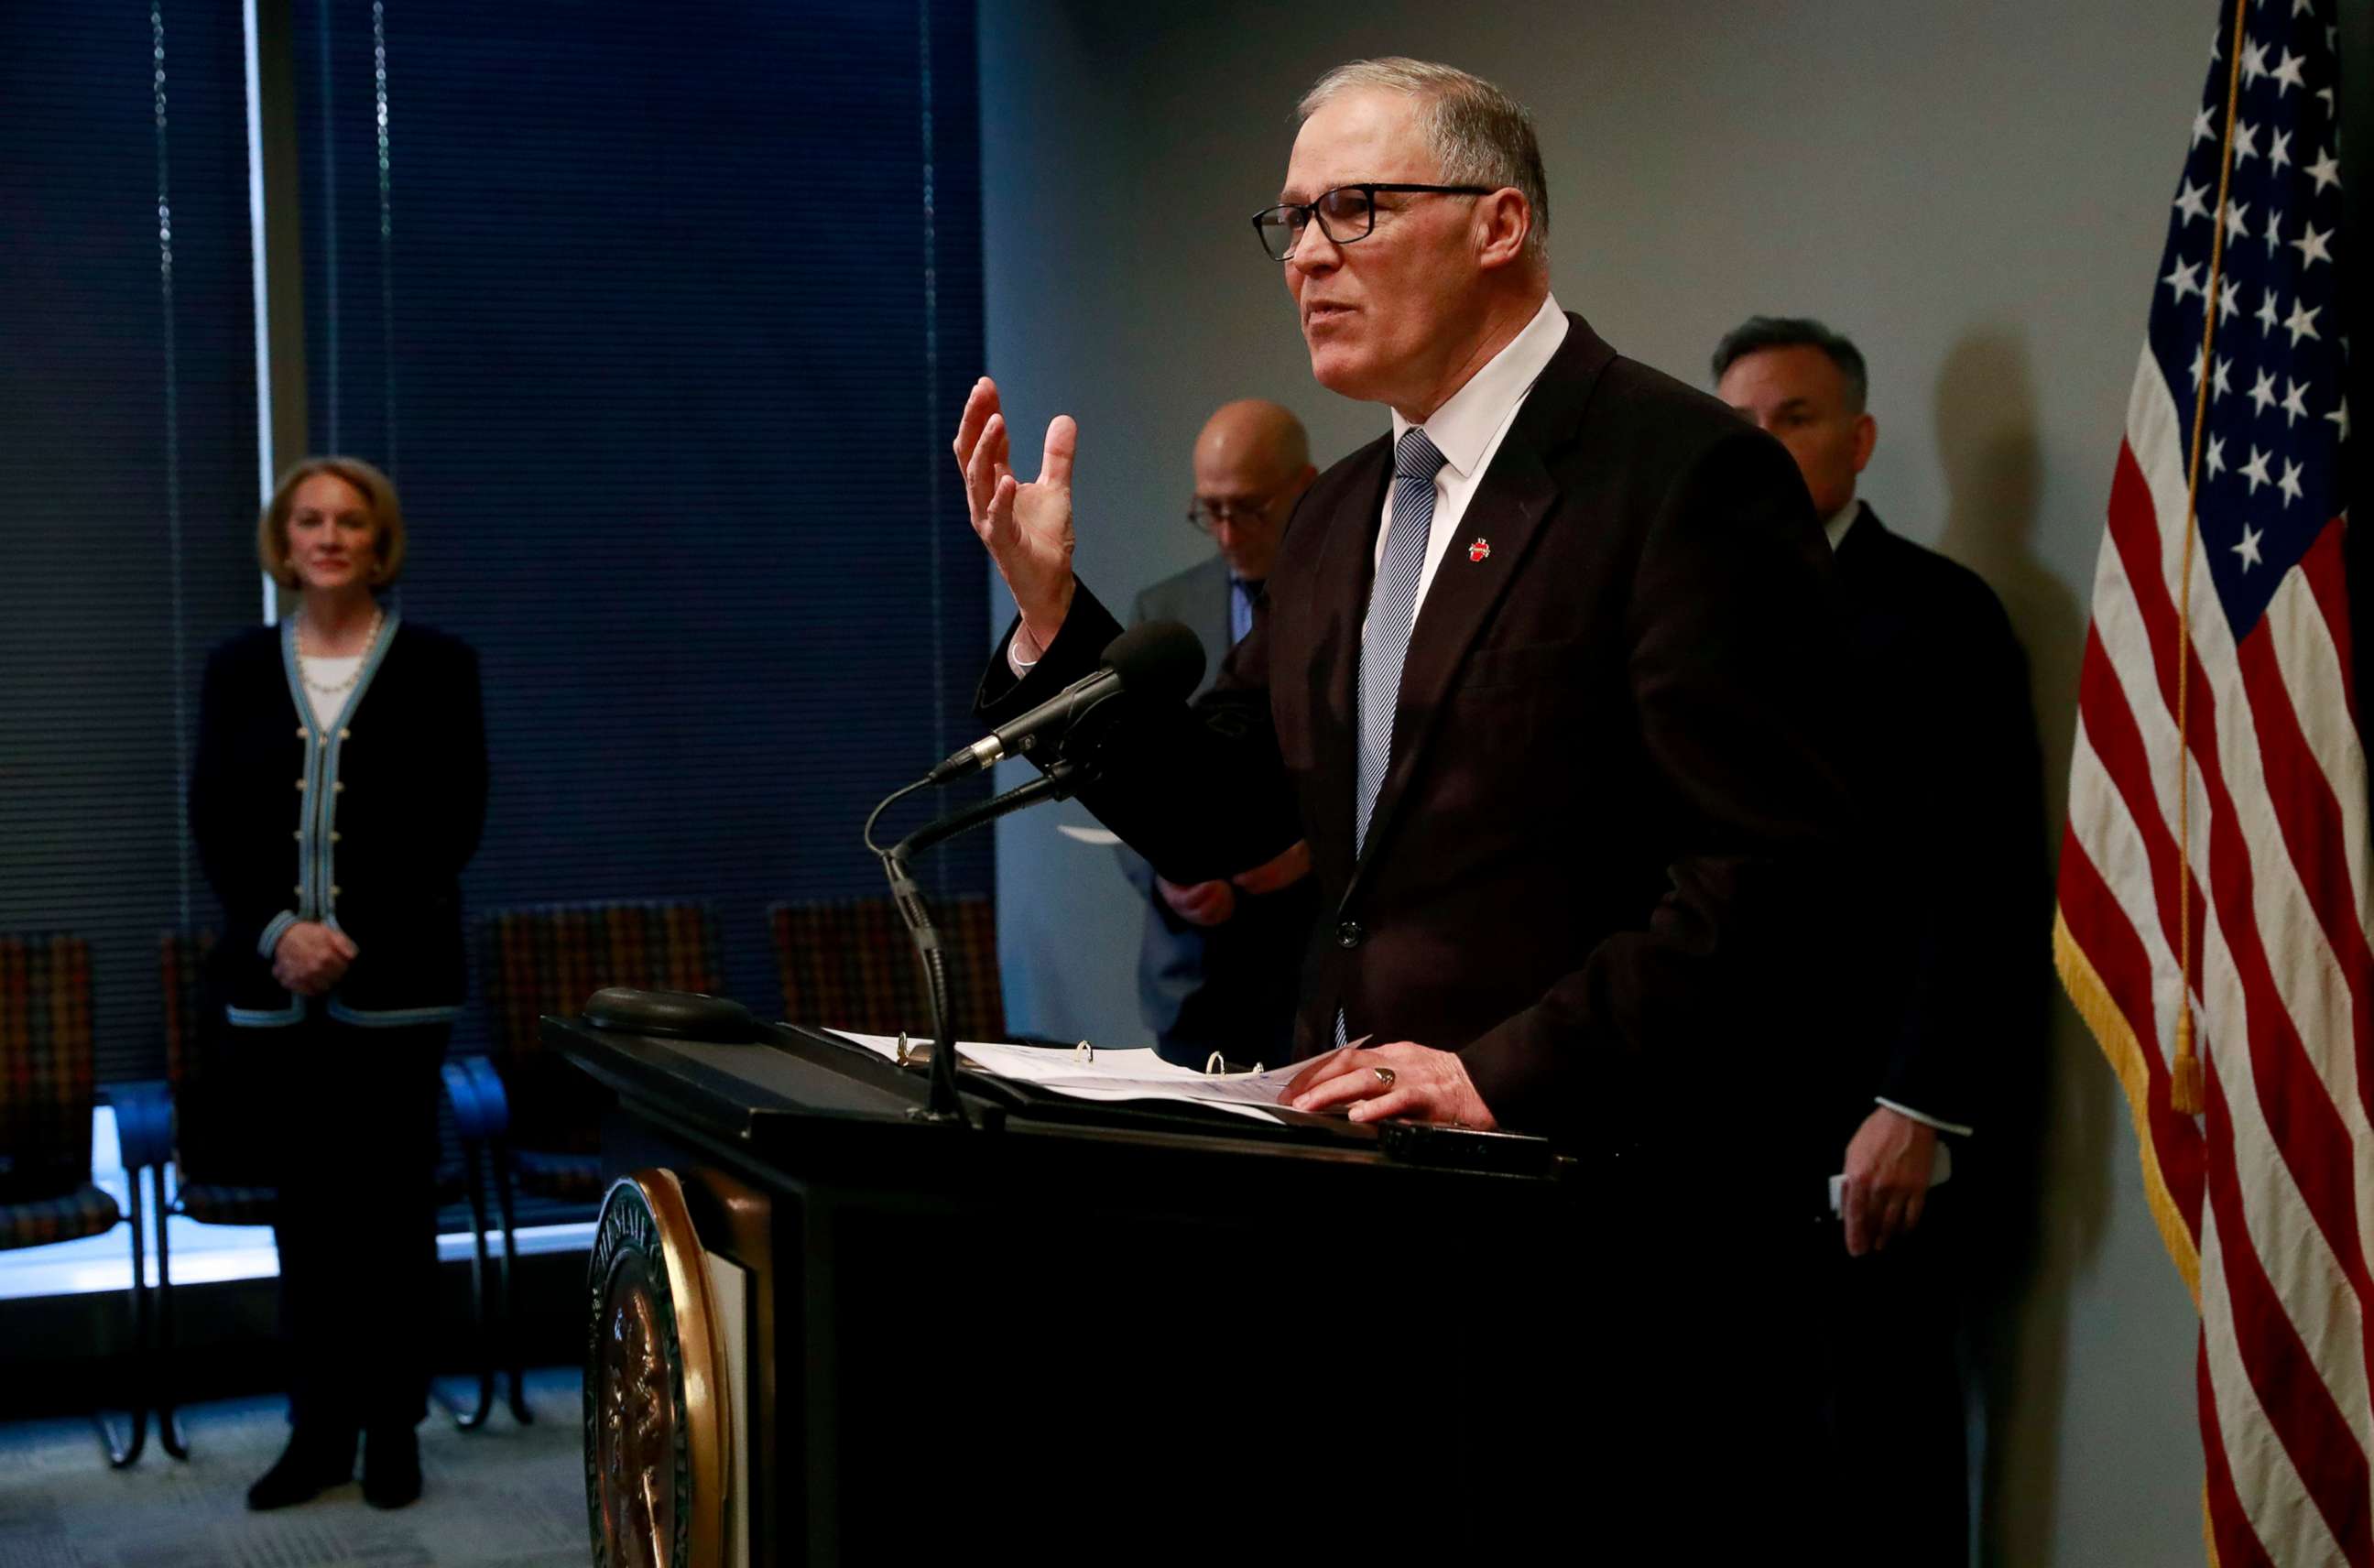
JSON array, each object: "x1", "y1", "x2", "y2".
[{"x1": 0, "y1": 1367, "x2": 586, "y2": 1567}]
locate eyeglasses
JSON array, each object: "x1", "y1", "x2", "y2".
[
  {"x1": 1185, "y1": 486, "x2": 1292, "y2": 533},
  {"x1": 1250, "y1": 182, "x2": 1494, "y2": 262}
]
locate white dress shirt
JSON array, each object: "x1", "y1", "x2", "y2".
[
  {"x1": 1824, "y1": 496, "x2": 1862, "y2": 552},
  {"x1": 1369, "y1": 293, "x2": 1571, "y2": 629}
]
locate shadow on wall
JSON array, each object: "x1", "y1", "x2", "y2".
[{"x1": 1932, "y1": 326, "x2": 2118, "y2": 1568}]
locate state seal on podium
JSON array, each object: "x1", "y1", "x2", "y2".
[{"x1": 585, "y1": 1170, "x2": 731, "y2": 1568}]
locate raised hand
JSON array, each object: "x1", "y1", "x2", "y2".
[{"x1": 953, "y1": 376, "x2": 1077, "y2": 654}]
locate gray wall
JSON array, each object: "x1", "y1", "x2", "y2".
[{"x1": 977, "y1": 4, "x2": 2211, "y2": 1560}]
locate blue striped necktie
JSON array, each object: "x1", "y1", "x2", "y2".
[
  {"x1": 1356, "y1": 427, "x2": 1448, "y2": 854},
  {"x1": 1337, "y1": 427, "x2": 1447, "y2": 1048}
]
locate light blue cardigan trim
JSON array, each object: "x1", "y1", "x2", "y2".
[
  {"x1": 256, "y1": 909, "x2": 300, "y2": 959},
  {"x1": 325, "y1": 1000, "x2": 464, "y2": 1029},
  {"x1": 278, "y1": 607, "x2": 400, "y2": 924},
  {"x1": 252, "y1": 609, "x2": 415, "y2": 1033},
  {"x1": 226, "y1": 999, "x2": 306, "y2": 1028}
]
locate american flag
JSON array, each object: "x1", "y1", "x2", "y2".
[{"x1": 2054, "y1": 0, "x2": 2371, "y2": 1561}]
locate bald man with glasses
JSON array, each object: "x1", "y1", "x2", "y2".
[{"x1": 1123, "y1": 399, "x2": 1320, "y2": 1066}]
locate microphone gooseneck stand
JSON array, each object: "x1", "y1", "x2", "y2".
[{"x1": 863, "y1": 762, "x2": 1078, "y2": 1124}]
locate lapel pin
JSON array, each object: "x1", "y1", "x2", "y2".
[{"x1": 1468, "y1": 538, "x2": 1491, "y2": 563}]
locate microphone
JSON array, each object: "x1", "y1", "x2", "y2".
[{"x1": 928, "y1": 619, "x2": 1205, "y2": 785}]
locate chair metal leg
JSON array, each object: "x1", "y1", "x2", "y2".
[
  {"x1": 492, "y1": 1139, "x2": 531, "y2": 1425},
  {"x1": 152, "y1": 1165, "x2": 188, "y2": 1459},
  {"x1": 96, "y1": 1168, "x2": 151, "y2": 1467},
  {"x1": 435, "y1": 1139, "x2": 497, "y2": 1431}
]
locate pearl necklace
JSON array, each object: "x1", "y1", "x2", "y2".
[{"x1": 297, "y1": 605, "x2": 384, "y2": 697}]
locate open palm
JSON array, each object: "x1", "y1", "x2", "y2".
[{"x1": 953, "y1": 377, "x2": 1077, "y2": 642}]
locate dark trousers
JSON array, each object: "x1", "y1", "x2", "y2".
[
  {"x1": 261, "y1": 1017, "x2": 449, "y2": 1437},
  {"x1": 1816, "y1": 1192, "x2": 1970, "y2": 1565}
]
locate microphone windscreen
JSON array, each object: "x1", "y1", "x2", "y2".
[{"x1": 1100, "y1": 619, "x2": 1206, "y2": 703}]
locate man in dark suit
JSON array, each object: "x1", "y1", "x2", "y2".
[
  {"x1": 955, "y1": 56, "x2": 1847, "y2": 1141},
  {"x1": 1124, "y1": 399, "x2": 1319, "y2": 1064},
  {"x1": 1715, "y1": 316, "x2": 2047, "y2": 1565},
  {"x1": 952, "y1": 60, "x2": 1851, "y2": 1541}
]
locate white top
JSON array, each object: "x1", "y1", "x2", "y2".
[
  {"x1": 1372, "y1": 292, "x2": 1571, "y2": 625},
  {"x1": 301, "y1": 656, "x2": 361, "y2": 728}
]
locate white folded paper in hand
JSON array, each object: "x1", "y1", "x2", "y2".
[{"x1": 1827, "y1": 1141, "x2": 1954, "y2": 1216}]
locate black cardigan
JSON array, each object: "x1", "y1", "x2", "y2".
[{"x1": 189, "y1": 613, "x2": 487, "y2": 1028}]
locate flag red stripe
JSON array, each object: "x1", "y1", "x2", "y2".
[
  {"x1": 2285, "y1": 521, "x2": 2374, "y2": 1139},
  {"x1": 2077, "y1": 614, "x2": 2205, "y2": 1007},
  {"x1": 2056, "y1": 825, "x2": 2207, "y2": 1223},
  {"x1": 2197, "y1": 1331, "x2": 2281, "y2": 1568},
  {"x1": 2233, "y1": 608, "x2": 2374, "y2": 1151},
  {"x1": 2105, "y1": 447, "x2": 2373, "y2": 1311},
  {"x1": 2202, "y1": 1064, "x2": 2374, "y2": 1564},
  {"x1": 2298, "y1": 520, "x2": 2359, "y2": 725}
]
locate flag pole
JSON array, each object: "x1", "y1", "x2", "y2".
[
  {"x1": 2341, "y1": 0, "x2": 2372, "y2": 781},
  {"x1": 2168, "y1": 0, "x2": 2255, "y2": 1116}
]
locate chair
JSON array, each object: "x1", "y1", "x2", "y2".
[
  {"x1": 769, "y1": 893, "x2": 1006, "y2": 1040},
  {"x1": 463, "y1": 899, "x2": 724, "y2": 1419},
  {"x1": 152, "y1": 930, "x2": 505, "y2": 1439},
  {"x1": 0, "y1": 932, "x2": 163, "y2": 1465}
]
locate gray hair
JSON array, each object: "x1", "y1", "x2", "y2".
[{"x1": 1298, "y1": 58, "x2": 1550, "y2": 262}]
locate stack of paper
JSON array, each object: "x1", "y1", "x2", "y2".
[{"x1": 824, "y1": 1031, "x2": 1312, "y2": 1125}]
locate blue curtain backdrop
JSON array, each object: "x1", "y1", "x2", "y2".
[
  {"x1": 289, "y1": 0, "x2": 992, "y2": 1032},
  {"x1": 0, "y1": 4, "x2": 260, "y2": 1081},
  {"x1": 0, "y1": 2, "x2": 989, "y2": 1078}
]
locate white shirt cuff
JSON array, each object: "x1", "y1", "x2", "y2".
[
  {"x1": 1876, "y1": 1097, "x2": 1972, "y2": 1138},
  {"x1": 1006, "y1": 626, "x2": 1044, "y2": 679}
]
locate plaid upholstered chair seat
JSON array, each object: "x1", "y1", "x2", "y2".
[
  {"x1": 0, "y1": 1181, "x2": 123, "y2": 1249},
  {"x1": 509, "y1": 1149, "x2": 604, "y2": 1202},
  {"x1": 0, "y1": 935, "x2": 118, "y2": 1254},
  {"x1": 1, "y1": 931, "x2": 162, "y2": 1465},
  {"x1": 770, "y1": 894, "x2": 1005, "y2": 1040},
  {"x1": 169, "y1": 1181, "x2": 277, "y2": 1226},
  {"x1": 479, "y1": 899, "x2": 724, "y2": 1199}
]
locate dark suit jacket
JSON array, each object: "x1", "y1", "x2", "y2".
[
  {"x1": 979, "y1": 315, "x2": 1854, "y2": 1155},
  {"x1": 190, "y1": 615, "x2": 487, "y2": 1029},
  {"x1": 1125, "y1": 558, "x2": 1315, "y2": 1062},
  {"x1": 1814, "y1": 506, "x2": 2047, "y2": 1163}
]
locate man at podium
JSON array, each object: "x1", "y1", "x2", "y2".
[
  {"x1": 953, "y1": 55, "x2": 1851, "y2": 1154},
  {"x1": 950, "y1": 59, "x2": 1856, "y2": 1548}
]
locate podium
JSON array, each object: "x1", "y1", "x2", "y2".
[{"x1": 551, "y1": 1009, "x2": 1658, "y2": 1563}]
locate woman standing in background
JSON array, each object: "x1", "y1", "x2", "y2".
[{"x1": 190, "y1": 456, "x2": 485, "y2": 1511}]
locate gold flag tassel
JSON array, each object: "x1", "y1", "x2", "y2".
[
  {"x1": 2166, "y1": 0, "x2": 2252, "y2": 1118},
  {"x1": 2172, "y1": 1008, "x2": 2205, "y2": 1116}
]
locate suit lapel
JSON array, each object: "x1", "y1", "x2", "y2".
[
  {"x1": 1192, "y1": 556, "x2": 1235, "y2": 691},
  {"x1": 1340, "y1": 317, "x2": 1618, "y2": 909},
  {"x1": 1309, "y1": 441, "x2": 1393, "y2": 882}
]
